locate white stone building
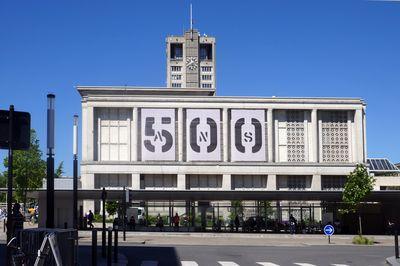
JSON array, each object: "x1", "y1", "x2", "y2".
[{"x1": 78, "y1": 87, "x2": 367, "y2": 216}]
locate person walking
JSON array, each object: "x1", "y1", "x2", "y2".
[
  {"x1": 12, "y1": 203, "x2": 24, "y2": 240},
  {"x1": 289, "y1": 214, "x2": 297, "y2": 235},
  {"x1": 87, "y1": 210, "x2": 94, "y2": 229},
  {"x1": 173, "y1": 213, "x2": 180, "y2": 231}
]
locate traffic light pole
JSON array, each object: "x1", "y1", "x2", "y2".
[{"x1": 6, "y1": 105, "x2": 14, "y2": 266}]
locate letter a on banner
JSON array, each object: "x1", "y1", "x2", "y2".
[
  {"x1": 141, "y1": 109, "x2": 175, "y2": 161},
  {"x1": 186, "y1": 109, "x2": 221, "y2": 161}
]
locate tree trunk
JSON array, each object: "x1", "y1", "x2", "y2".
[{"x1": 358, "y1": 213, "x2": 363, "y2": 236}]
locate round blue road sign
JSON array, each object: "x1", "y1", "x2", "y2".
[{"x1": 324, "y1": 224, "x2": 335, "y2": 236}]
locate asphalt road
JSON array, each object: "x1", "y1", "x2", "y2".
[{"x1": 77, "y1": 244, "x2": 392, "y2": 266}]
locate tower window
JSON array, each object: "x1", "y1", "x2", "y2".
[
  {"x1": 202, "y1": 75, "x2": 212, "y2": 81},
  {"x1": 170, "y1": 43, "x2": 183, "y2": 59},
  {"x1": 200, "y1": 44, "x2": 212, "y2": 60},
  {"x1": 171, "y1": 83, "x2": 181, "y2": 88},
  {"x1": 171, "y1": 66, "x2": 182, "y2": 72},
  {"x1": 201, "y1": 83, "x2": 212, "y2": 88},
  {"x1": 201, "y1": 66, "x2": 212, "y2": 72}
]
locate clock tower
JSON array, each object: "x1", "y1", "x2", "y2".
[{"x1": 166, "y1": 28, "x2": 216, "y2": 89}]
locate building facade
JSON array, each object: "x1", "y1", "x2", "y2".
[
  {"x1": 78, "y1": 86, "x2": 367, "y2": 215},
  {"x1": 166, "y1": 29, "x2": 216, "y2": 89}
]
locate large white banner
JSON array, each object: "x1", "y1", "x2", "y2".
[
  {"x1": 186, "y1": 109, "x2": 221, "y2": 161},
  {"x1": 231, "y1": 109, "x2": 266, "y2": 161},
  {"x1": 141, "y1": 109, "x2": 175, "y2": 161}
]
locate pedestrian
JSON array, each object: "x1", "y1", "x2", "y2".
[
  {"x1": 12, "y1": 203, "x2": 24, "y2": 241},
  {"x1": 234, "y1": 214, "x2": 240, "y2": 232},
  {"x1": 173, "y1": 213, "x2": 180, "y2": 231},
  {"x1": 156, "y1": 213, "x2": 164, "y2": 231},
  {"x1": 87, "y1": 210, "x2": 94, "y2": 229},
  {"x1": 129, "y1": 216, "x2": 136, "y2": 231},
  {"x1": 289, "y1": 214, "x2": 297, "y2": 235}
]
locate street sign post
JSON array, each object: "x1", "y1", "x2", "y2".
[
  {"x1": 0, "y1": 106, "x2": 31, "y2": 266},
  {"x1": 324, "y1": 224, "x2": 335, "y2": 244}
]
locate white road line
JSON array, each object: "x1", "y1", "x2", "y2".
[
  {"x1": 331, "y1": 264, "x2": 350, "y2": 266},
  {"x1": 140, "y1": 261, "x2": 158, "y2": 266},
  {"x1": 294, "y1": 263, "x2": 317, "y2": 266},
  {"x1": 181, "y1": 261, "x2": 199, "y2": 266},
  {"x1": 218, "y1": 261, "x2": 241, "y2": 266},
  {"x1": 256, "y1": 262, "x2": 281, "y2": 266}
]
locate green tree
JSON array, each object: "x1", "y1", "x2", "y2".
[
  {"x1": 3, "y1": 129, "x2": 46, "y2": 207},
  {"x1": 55, "y1": 161, "x2": 64, "y2": 178},
  {"x1": 105, "y1": 201, "x2": 119, "y2": 216},
  {"x1": 342, "y1": 164, "x2": 375, "y2": 235},
  {"x1": 0, "y1": 173, "x2": 6, "y2": 202}
]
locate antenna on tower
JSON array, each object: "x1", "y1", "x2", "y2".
[{"x1": 190, "y1": 3, "x2": 193, "y2": 30}]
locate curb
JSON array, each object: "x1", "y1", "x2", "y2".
[{"x1": 386, "y1": 256, "x2": 400, "y2": 266}]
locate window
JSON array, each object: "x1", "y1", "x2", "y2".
[
  {"x1": 96, "y1": 108, "x2": 131, "y2": 161},
  {"x1": 201, "y1": 66, "x2": 212, "y2": 72},
  {"x1": 286, "y1": 110, "x2": 305, "y2": 162},
  {"x1": 187, "y1": 174, "x2": 222, "y2": 189},
  {"x1": 141, "y1": 174, "x2": 177, "y2": 189},
  {"x1": 171, "y1": 83, "x2": 181, "y2": 88},
  {"x1": 201, "y1": 75, "x2": 212, "y2": 81},
  {"x1": 233, "y1": 175, "x2": 267, "y2": 189},
  {"x1": 287, "y1": 176, "x2": 307, "y2": 190},
  {"x1": 94, "y1": 174, "x2": 131, "y2": 189},
  {"x1": 200, "y1": 43, "x2": 212, "y2": 60},
  {"x1": 201, "y1": 83, "x2": 212, "y2": 88},
  {"x1": 170, "y1": 43, "x2": 183, "y2": 59},
  {"x1": 322, "y1": 176, "x2": 346, "y2": 190},
  {"x1": 171, "y1": 66, "x2": 182, "y2": 72},
  {"x1": 171, "y1": 74, "x2": 182, "y2": 80}
]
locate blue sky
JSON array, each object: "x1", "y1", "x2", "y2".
[{"x1": 0, "y1": 0, "x2": 399, "y2": 176}]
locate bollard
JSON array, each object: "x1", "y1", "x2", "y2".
[
  {"x1": 92, "y1": 229, "x2": 97, "y2": 266},
  {"x1": 107, "y1": 228, "x2": 112, "y2": 266},
  {"x1": 114, "y1": 229, "x2": 118, "y2": 263},
  {"x1": 395, "y1": 229, "x2": 399, "y2": 259}
]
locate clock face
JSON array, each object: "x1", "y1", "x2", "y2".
[{"x1": 186, "y1": 56, "x2": 198, "y2": 71}]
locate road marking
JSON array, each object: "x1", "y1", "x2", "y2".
[
  {"x1": 218, "y1": 262, "x2": 240, "y2": 266},
  {"x1": 141, "y1": 261, "x2": 158, "y2": 266},
  {"x1": 294, "y1": 263, "x2": 317, "y2": 266},
  {"x1": 181, "y1": 261, "x2": 199, "y2": 266},
  {"x1": 257, "y1": 262, "x2": 281, "y2": 266},
  {"x1": 331, "y1": 264, "x2": 350, "y2": 266}
]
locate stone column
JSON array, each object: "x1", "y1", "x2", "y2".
[
  {"x1": 267, "y1": 174, "x2": 277, "y2": 191},
  {"x1": 362, "y1": 108, "x2": 367, "y2": 163},
  {"x1": 223, "y1": 108, "x2": 229, "y2": 162},
  {"x1": 177, "y1": 174, "x2": 186, "y2": 190},
  {"x1": 267, "y1": 109, "x2": 274, "y2": 162},
  {"x1": 311, "y1": 174, "x2": 322, "y2": 191},
  {"x1": 178, "y1": 108, "x2": 183, "y2": 161},
  {"x1": 311, "y1": 109, "x2": 318, "y2": 162}
]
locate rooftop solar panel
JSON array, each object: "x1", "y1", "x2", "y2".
[{"x1": 367, "y1": 158, "x2": 400, "y2": 172}]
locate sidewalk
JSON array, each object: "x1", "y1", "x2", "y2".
[{"x1": 77, "y1": 230, "x2": 396, "y2": 247}]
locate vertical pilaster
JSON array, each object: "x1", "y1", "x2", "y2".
[
  {"x1": 311, "y1": 109, "x2": 318, "y2": 162},
  {"x1": 362, "y1": 108, "x2": 367, "y2": 163},
  {"x1": 82, "y1": 105, "x2": 88, "y2": 161},
  {"x1": 223, "y1": 108, "x2": 229, "y2": 162},
  {"x1": 177, "y1": 174, "x2": 186, "y2": 190},
  {"x1": 267, "y1": 174, "x2": 277, "y2": 191},
  {"x1": 267, "y1": 109, "x2": 274, "y2": 162},
  {"x1": 82, "y1": 173, "x2": 95, "y2": 213},
  {"x1": 311, "y1": 174, "x2": 322, "y2": 191},
  {"x1": 222, "y1": 174, "x2": 231, "y2": 190},
  {"x1": 131, "y1": 173, "x2": 140, "y2": 190},
  {"x1": 132, "y1": 108, "x2": 138, "y2": 161},
  {"x1": 178, "y1": 108, "x2": 183, "y2": 161},
  {"x1": 86, "y1": 106, "x2": 94, "y2": 161},
  {"x1": 355, "y1": 109, "x2": 363, "y2": 163}
]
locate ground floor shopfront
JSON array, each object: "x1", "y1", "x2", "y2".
[{"x1": 33, "y1": 190, "x2": 400, "y2": 235}]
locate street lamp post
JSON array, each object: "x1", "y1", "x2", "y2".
[
  {"x1": 73, "y1": 115, "x2": 78, "y2": 230},
  {"x1": 46, "y1": 94, "x2": 55, "y2": 228}
]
